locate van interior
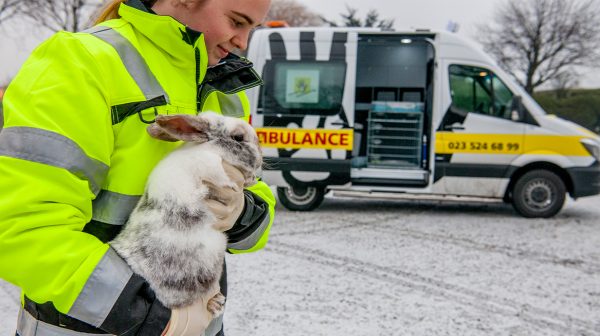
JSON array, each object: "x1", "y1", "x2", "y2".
[{"x1": 351, "y1": 34, "x2": 435, "y2": 187}]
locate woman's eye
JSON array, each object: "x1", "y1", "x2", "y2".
[{"x1": 231, "y1": 18, "x2": 244, "y2": 28}]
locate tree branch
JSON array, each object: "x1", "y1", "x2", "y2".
[{"x1": 478, "y1": 0, "x2": 600, "y2": 93}]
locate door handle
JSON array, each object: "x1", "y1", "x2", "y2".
[
  {"x1": 443, "y1": 125, "x2": 465, "y2": 131},
  {"x1": 331, "y1": 121, "x2": 350, "y2": 127}
]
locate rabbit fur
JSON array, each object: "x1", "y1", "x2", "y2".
[{"x1": 110, "y1": 112, "x2": 262, "y2": 311}]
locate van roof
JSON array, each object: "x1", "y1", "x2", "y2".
[
  {"x1": 256, "y1": 26, "x2": 384, "y2": 33},
  {"x1": 252, "y1": 27, "x2": 495, "y2": 65},
  {"x1": 254, "y1": 26, "x2": 472, "y2": 42}
]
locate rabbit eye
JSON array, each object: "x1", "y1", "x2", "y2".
[{"x1": 232, "y1": 134, "x2": 245, "y2": 142}]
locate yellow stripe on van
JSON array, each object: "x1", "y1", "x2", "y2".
[
  {"x1": 436, "y1": 132, "x2": 589, "y2": 156},
  {"x1": 256, "y1": 128, "x2": 354, "y2": 150},
  {"x1": 523, "y1": 135, "x2": 590, "y2": 156}
]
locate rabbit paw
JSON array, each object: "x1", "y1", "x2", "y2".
[{"x1": 207, "y1": 292, "x2": 226, "y2": 317}]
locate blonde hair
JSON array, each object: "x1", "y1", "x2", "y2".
[
  {"x1": 94, "y1": 0, "x2": 127, "y2": 24},
  {"x1": 93, "y1": 0, "x2": 205, "y2": 25}
]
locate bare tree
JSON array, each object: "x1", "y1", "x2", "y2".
[
  {"x1": 322, "y1": 6, "x2": 394, "y2": 29},
  {"x1": 551, "y1": 71, "x2": 579, "y2": 98},
  {"x1": 266, "y1": 0, "x2": 323, "y2": 27},
  {"x1": 478, "y1": 0, "x2": 600, "y2": 93},
  {"x1": 0, "y1": 0, "x2": 19, "y2": 24},
  {"x1": 19, "y1": 0, "x2": 103, "y2": 32}
]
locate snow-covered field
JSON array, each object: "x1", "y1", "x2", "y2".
[{"x1": 2, "y1": 194, "x2": 599, "y2": 335}]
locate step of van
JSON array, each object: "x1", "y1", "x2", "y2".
[
  {"x1": 350, "y1": 168, "x2": 429, "y2": 187},
  {"x1": 330, "y1": 190, "x2": 501, "y2": 204}
]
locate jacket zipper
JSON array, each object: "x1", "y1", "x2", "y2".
[{"x1": 195, "y1": 47, "x2": 202, "y2": 111}]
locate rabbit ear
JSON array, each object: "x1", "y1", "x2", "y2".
[
  {"x1": 147, "y1": 115, "x2": 210, "y2": 142},
  {"x1": 147, "y1": 124, "x2": 180, "y2": 142}
]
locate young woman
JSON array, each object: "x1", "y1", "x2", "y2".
[{"x1": 0, "y1": 0, "x2": 274, "y2": 335}]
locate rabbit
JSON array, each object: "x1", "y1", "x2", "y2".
[{"x1": 110, "y1": 112, "x2": 262, "y2": 316}]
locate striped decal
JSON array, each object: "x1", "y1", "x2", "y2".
[
  {"x1": 436, "y1": 132, "x2": 590, "y2": 156},
  {"x1": 299, "y1": 31, "x2": 316, "y2": 60}
]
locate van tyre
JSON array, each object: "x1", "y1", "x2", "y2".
[
  {"x1": 277, "y1": 186, "x2": 325, "y2": 211},
  {"x1": 511, "y1": 170, "x2": 566, "y2": 218}
]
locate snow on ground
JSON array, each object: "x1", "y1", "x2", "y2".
[{"x1": 1, "y1": 194, "x2": 599, "y2": 335}]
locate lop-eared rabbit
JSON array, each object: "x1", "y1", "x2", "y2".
[{"x1": 111, "y1": 112, "x2": 262, "y2": 317}]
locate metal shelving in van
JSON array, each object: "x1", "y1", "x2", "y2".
[{"x1": 367, "y1": 101, "x2": 424, "y2": 168}]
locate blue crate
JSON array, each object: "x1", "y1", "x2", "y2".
[{"x1": 371, "y1": 101, "x2": 424, "y2": 113}]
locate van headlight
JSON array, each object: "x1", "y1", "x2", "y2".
[{"x1": 581, "y1": 138, "x2": 600, "y2": 161}]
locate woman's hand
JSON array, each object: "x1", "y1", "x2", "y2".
[
  {"x1": 204, "y1": 161, "x2": 245, "y2": 231},
  {"x1": 161, "y1": 288, "x2": 224, "y2": 336}
]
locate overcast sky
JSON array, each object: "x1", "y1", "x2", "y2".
[
  {"x1": 0, "y1": 0, "x2": 598, "y2": 87},
  {"x1": 302, "y1": 0, "x2": 498, "y2": 34}
]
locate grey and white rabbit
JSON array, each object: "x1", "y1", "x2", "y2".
[{"x1": 110, "y1": 112, "x2": 262, "y2": 314}]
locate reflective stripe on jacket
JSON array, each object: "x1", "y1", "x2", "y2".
[{"x1": 0, "y1": 0, "x2": 275, "y2": 335}]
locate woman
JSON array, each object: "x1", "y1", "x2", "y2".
[{"x1": 0, "y1": 0, "x2": 274, "y2": 335}]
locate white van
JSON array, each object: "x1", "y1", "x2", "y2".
[{"x1": 245, "y1": 27, "x2": 600, "y2": 218}]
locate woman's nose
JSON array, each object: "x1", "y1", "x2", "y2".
[{"x1": 232, "y1": 30, "x2": 250, "y2": 51}]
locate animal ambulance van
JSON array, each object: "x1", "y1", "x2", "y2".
[{"x1": 245, "y1": 27, "x2": 600, "y2": 218}]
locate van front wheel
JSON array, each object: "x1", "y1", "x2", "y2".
[
  {"x1": 511, "y1": 170, "x2": 566, "y2": 218},
  {"x1": 277, "y1": 186, "x2": 325, "y2": 211}
]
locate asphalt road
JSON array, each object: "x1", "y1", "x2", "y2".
[{"x1": 2, "y1": 194, "x2": 599, "y2": 335}]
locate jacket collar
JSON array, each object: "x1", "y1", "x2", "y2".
[
  {"x1": 119, "y1": 0, "x2": 262, "y2": 97},
  {"x1": 118, "y1": 0, "x2": 207, "y2": 71},
  {"x1": 202, "y1": 53, "x2": 263, "y2": 91}
]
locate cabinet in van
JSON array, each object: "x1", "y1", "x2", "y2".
[{"x1": 246, "y1": 27, "x2": 600, "y2": 218}]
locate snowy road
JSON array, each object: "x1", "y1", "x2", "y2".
[{"x1": 2, "y1": 194, "x2": 599, "y2": 335}]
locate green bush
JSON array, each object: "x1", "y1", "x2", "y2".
[{"x1": 533, "y1": 89, "x2": 600, "y2": 134}]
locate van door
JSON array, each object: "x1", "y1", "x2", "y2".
[
  {"x1": 251, "y1": 30, "x2": 358, "y2": 192},
  {"x1": 436, "y1": 62, "x2": 525, "y2": 197},
  {"x1": 350, "y1": 34, "x2": 435, "y2": 187}
]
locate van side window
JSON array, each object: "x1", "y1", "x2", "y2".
[
  {"x1": 259, "y1": 61, "x2": 346, "y2": 116},
  {"x1": 449, "y1": 65, "x2": 514, "y2": 120}
]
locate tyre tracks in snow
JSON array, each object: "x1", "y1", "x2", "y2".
[
  {"x1": 269, "y1": 209, "x2": 599, "y2": 334},
  {"x1": 266, "y1": 241, "x2": 600, "y2": 335},
  {"x1": 378, "y1": 223, "x2": 600, "y2": 275},
  {"x1": 272, "y1": 213, "x2": 600, "y2": 275}
]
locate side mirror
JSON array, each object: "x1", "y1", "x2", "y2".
[
  {"x1": 510, "y1": 96, "x2": 524, "y2": 122},
  {"x1": 511, "y1": 110, "x2": 521, "y2": 121}
]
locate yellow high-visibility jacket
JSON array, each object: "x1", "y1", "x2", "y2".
[{"x1": 0, "y1": 0, "x2": 275, "y2": 335}]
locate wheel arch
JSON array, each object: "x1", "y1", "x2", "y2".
[{"x1": 504, "y1": 161, "x2": 574, "y2": 202}]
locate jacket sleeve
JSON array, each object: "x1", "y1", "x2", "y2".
[
  {"x1": 202, "y1": 87, "x2": 277, "y2": 253},
  {"x1": 0, "y1": 32, "x2": 169, "y2": 335},
  {"x1": 226, "y1": 180, "x2": 276, "y2": 253},
  {"x1": 227, "y1": 91, "x2": 276, "y2": 253}
]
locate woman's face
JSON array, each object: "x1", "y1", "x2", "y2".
[{"x1": 154, "y1": 0, "x2": 271, "y2": 65}]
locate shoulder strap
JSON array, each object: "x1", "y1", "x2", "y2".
[{"x1": 84, "y1": 26, "x2": 169, "y2": 124}]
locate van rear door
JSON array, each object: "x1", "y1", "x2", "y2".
[
  {"x1": 350, "y1": 34, "x2": 435, "y2": 188},
  {"x1": 251, "y1": 29, "x2": 358, "y2": 190}
]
